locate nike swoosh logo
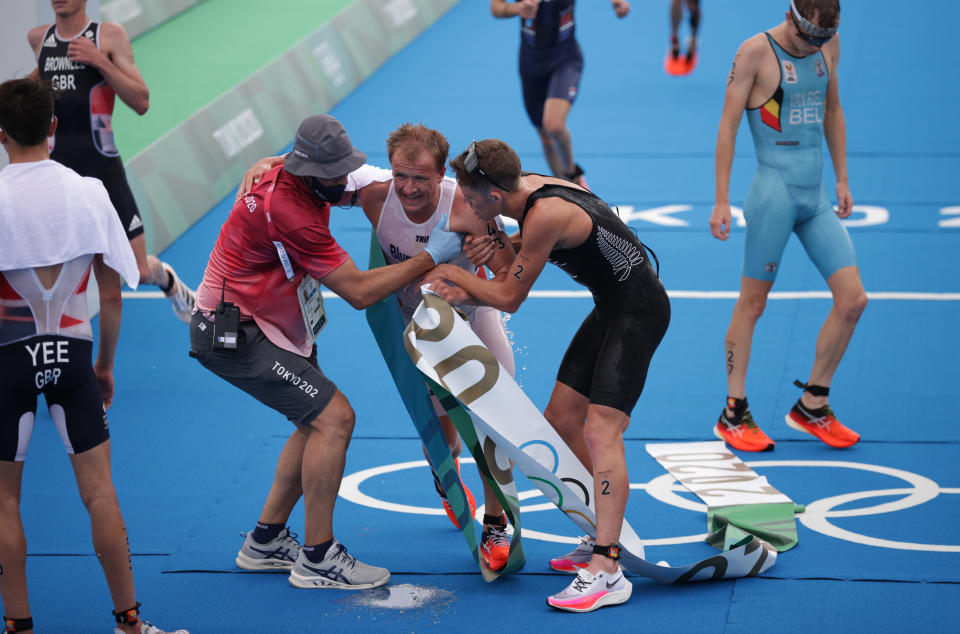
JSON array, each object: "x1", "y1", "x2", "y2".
[{"x1": 606, "y1": 575, "x2": 623, "y2": 590}]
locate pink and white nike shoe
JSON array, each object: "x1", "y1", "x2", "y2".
[{"x1": 546, "y1": 568, "x2": 632, "y2": 613}]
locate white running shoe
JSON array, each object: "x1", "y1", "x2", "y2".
[
  {"x1": 288, "y1": 540, "x2": 390, "y2": 590},
  {"x1": 161, "y1": 262, "x2": 195, "y2": 323},
  {"x1": 546, "y1": 568, "x2": 633, "y2": 613},
  {"x1": 114, "y1": 621, "x2": 189, "y2": 634},
  {"x1": 549, "y1": 535, "x2": 595, "y2": 573}
]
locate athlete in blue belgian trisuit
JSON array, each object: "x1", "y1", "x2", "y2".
[
  {"x1": 490, "y1": 0, "x2": 630, "y2": 187},
  {"x1": 28, "y1": 0, "x2": 195, "y2": 323},
  {"x1": 425, "y1": 139, "x2": 670, "y2": 612},
  {"x1": 710, "y1": 0, "x2": 866, "y2": 452}
]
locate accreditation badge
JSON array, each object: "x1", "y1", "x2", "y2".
[{"x1": 298, "y1": 274, "x2": 327, "y2": 342}]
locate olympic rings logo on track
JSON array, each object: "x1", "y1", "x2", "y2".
[{"x1": 339, "y1": 459, "x2": 960, "y2": 553}]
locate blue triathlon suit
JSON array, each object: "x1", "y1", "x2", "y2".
[
  {"x1": 742, "y1": 33, "x2": 856, "y2": 281},
  {"x1": 36, "y1": 22, "x2": 144, "y2": 240},
  {"x1": 517, "y1": 0, "x2": 584, "y2": 128}
]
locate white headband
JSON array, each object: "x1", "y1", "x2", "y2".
[{"x1": 790, "y1": 0, "x2": 839, "y2": 38}]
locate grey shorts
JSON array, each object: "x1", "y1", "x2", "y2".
[{"x1": 189, "y1": 312, "x2": 337, "y2": 426}]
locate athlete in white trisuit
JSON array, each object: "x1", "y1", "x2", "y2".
[
  {"x1": 376, "y1": 176, "x2": 515, "y2": 360},
  {"x1": 237, "y1": 123, "x2": 519, "y2": 572}
]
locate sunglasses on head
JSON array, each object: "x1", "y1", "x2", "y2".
[
  {"x1": 791, "y1": 13, "x2": 834, "y2": 47},
  {"x1": 463, "y1": 141, "x2": 508, "y2": 191},
  {"x1": 789, "y1": 1, "x2": 837, "y2": 48}
]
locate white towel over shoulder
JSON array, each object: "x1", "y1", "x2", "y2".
[{"x1": 0, "y1": 159, "x2": 139, "y2": 288}]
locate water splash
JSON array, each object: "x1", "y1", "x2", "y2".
[{"x1": 345, "y1": 584, "x2": 457, "y2": 611}]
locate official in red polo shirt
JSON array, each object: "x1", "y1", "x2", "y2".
[{"x1": 189, "y1": 114, "x2": 463, "y2": 590}]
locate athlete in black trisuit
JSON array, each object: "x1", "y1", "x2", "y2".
[
  {"x1": 28, "y1": 0, "x2": 194, "y2": 322},
  {"x1": 425, "y1": 139, "x2": 670, "y2": 613}
]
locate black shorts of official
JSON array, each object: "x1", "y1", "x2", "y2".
[
  {"x1": 189, "y1": 313, "x2": 338, "y2": 427},
  {"x1": 519, "y1": 41, "x2": 584, "y2": 129},
  {"x1": 556, "y1": 265, "x2": 672, "y2": 415},
  {"x1": 0, "y1": 337, "x2": 110, "y2": 462}
]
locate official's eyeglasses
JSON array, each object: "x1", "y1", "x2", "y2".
[{"x1": 463, "y1": 141, "x2": 508, "y2": 191}]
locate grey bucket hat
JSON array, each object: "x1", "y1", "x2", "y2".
[{"x1": 283, "y1": 114, "x2": 366, "y2": 179}]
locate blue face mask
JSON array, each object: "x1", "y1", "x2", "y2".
[{"x1": 305, "y1": 177, "x2": 346, "y2": 204}]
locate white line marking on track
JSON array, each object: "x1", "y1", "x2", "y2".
[{"x1": 121, "y1": 290, "x2": 960, "y2": 300}]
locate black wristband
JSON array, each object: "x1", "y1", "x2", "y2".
[
  {"x1": 113, "y1": 602, "x2": 141, "y2": 625},
  {"x1": 4, "y1": 616, "x2": 34, "y2": 633},
  {"x1": 592, "y1": 543, "x2": 621, "y2": 560},
  {"x1": 794, "y1": 379, "x2": 829, "y2": 397}
]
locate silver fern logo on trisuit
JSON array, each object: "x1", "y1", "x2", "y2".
[{"x1": 597, "y1": 226, "x2": 643, "y2": 281}]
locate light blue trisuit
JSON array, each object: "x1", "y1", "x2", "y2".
[{"x1": 741, "y1": 33, "x2": 856, "y2": 281}]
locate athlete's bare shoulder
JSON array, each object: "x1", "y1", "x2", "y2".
[
  {"x1": 98, "y1": 22, "x2": 133, "y2": 46},
  {"x1": 356, "y1": 179, "x2": 391, "y2": 225},
  {"x1": 737, "y1": 32, "x2": 773, "y2": 64},
  {"x1": 27, "y1": 24, "x2": 51, "y2": 56}
]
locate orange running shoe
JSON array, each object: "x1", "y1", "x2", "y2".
[
  {"x1": 433, "y1": 458, "x2": 477, "y2": 529},
  {"x1": 480, "y1": 517, "x2": 510, "y2": 571},
  {"x1": 785, "y1": 401, "x2": 860, "y2": 448},
  {"x1": 714, "y1": 406, "x2": 775, "y2": 452}
]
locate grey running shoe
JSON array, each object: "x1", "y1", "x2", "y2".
[
  {"x1": 161, "y1": 262, "x2": 195, "y2": 323},
  {"x1": 549, "y1": 535, "x2": 596, "y2": 573},
  {"x1": 114, "y1": 621, "x2": 189, "y2": 634},
  {"x1": 236, "y1": 527, "x2": 301, "y2": 571},
  {"x1": 288, "y1": 540, "x2": 390, "y2": 590}
]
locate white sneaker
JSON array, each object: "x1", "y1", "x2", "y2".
[
  {"x1": 546, "y1": 568, "x2": 632, "y2": 613},
  {"x1": 548, "y1": 535, "x2": 595, "y2": 573},
  {"x1": 288, "y1": 540, "x2": 390, "y2": 590},
  {"x1": 161, "y1": 262, "x2": 195, "y2": 323},
  {"x1": 236, "y1": 527, "x2": 301, "y2": 571}
]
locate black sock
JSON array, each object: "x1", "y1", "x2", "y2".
[
  {"x1": 302, "y1": 539, "x2": 335, "y2": 563},
  {"x1": 483, "y1": 513, "x2": 506, "y2": 527},
  {"x1": 161, "y1": 270, "x2": 174, "y2": 293},
  {"x1": 251, "y1": 522, "x2": 285, "y2": 544}
]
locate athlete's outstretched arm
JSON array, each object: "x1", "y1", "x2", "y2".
[
  {"x1": 72, "y1": 23, "x2": 149, "y2": 115},
  {"x1": 320, "y1": 254, "x2": 435, "y2": 310},
  {"x1": 235, "y1": 156, "x2": 285, "y2": 200},
  {"x1": 711, "y1": 39, "x2": 758, "y2": 240},
  {"x1": 822, "y1": 35, "x2": 852, "y2": 218},
  {"x1": 426, "y1": 200, "x2": 564, "y2": 313},
  {"x1": 320, "y1": 217, "x2": 462, "y2": 309}
]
